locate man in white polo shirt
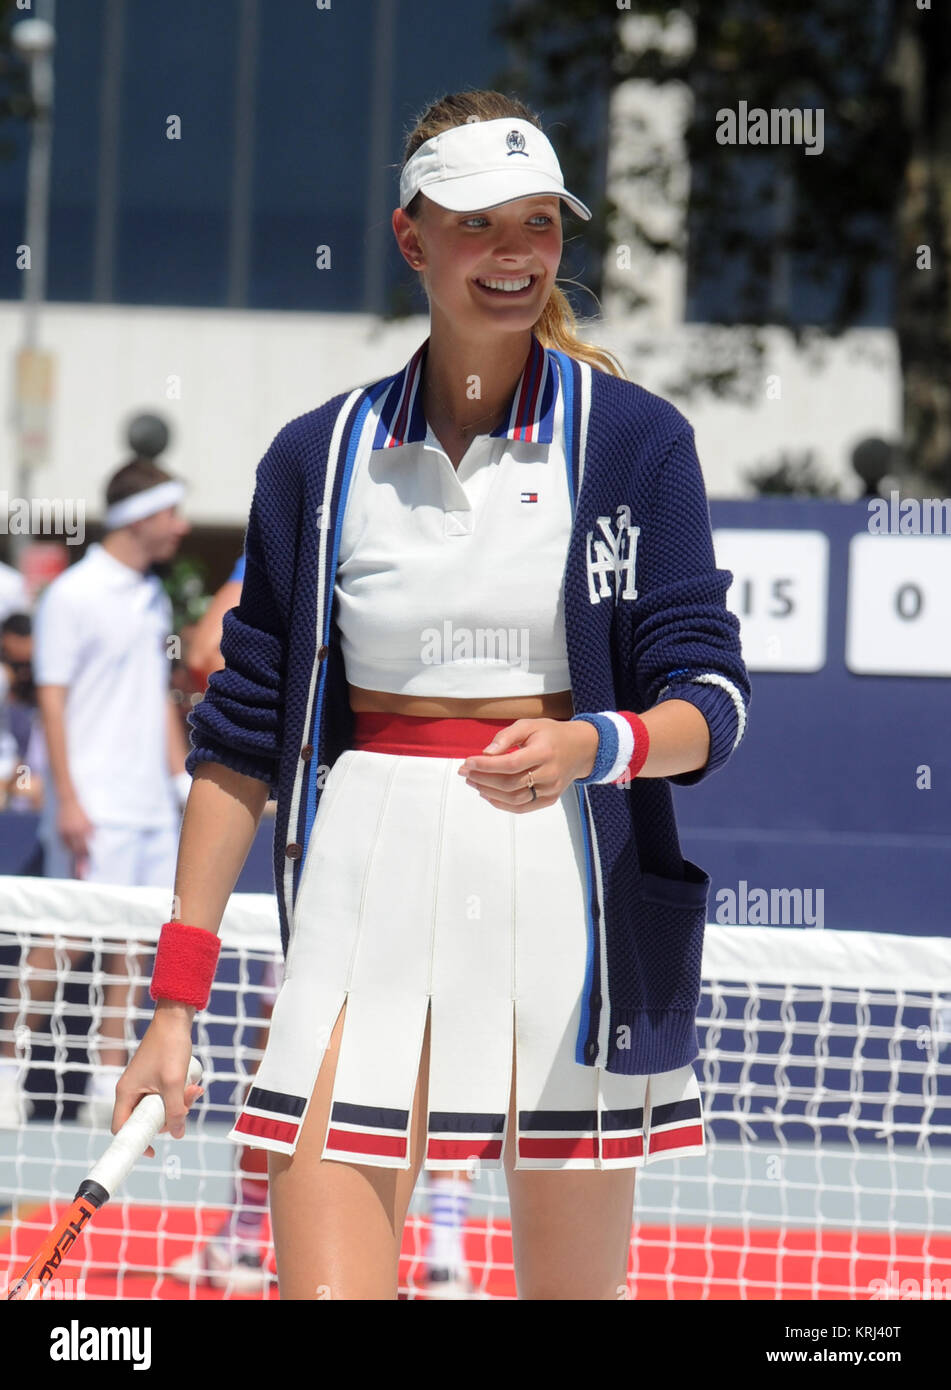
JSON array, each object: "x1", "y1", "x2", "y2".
[{"x1": 0, "y1": 460, "x2": 192, "y2": 1128}]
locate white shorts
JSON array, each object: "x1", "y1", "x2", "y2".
[
  {"x1": 40, "y1": 817, "x2": 179, "y2": 888},
  {"x1": 230, "y1": 730, "x2": 705, "y2": 1173}
]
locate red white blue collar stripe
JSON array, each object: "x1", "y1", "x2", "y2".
[{"x1": 371, "y1": 331, "x2": 557, "y2": 449}]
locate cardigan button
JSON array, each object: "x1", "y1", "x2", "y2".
[
  {"x1": 285, "y1": 843, "x2": 303, "y2": 860},
  {"x1": 300, "y1": 744, "x2": 314, "y2": 761},
  {"x1": 590, "y1": 993, "x2": 602, "y2": 1011},
  {"x1": 584, "y1": 1040, "x2": 598, "y2": 1062},
  {"x1": 317, "y1": 644, "x2": 329, "y2": 661}
]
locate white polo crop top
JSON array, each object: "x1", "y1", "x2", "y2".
[{"x1": 333, "y1": 336, "x2": 574, "y2": 697}]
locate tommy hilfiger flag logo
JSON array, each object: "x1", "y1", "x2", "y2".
[{"x1": 521, "y1": 491, "x2": 538, "y2": 503}]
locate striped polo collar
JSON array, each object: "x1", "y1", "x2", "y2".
[{"x1": 371, "y1": 331, "x2": 559, "y2": 450}]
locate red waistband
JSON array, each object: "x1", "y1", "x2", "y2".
[{"x1": 351, "y1": 710, "x2": 517, "y2": 758}]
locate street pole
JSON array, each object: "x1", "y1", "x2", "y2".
[{"x1": 10, "y1": 17, "x2": 56, "y2": 575}]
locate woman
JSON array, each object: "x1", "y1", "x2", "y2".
[{"x1": 114, "y1": 89, "x2": 751, "y2": 1301}]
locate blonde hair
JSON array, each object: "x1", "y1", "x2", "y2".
[{"x1": 400, "y1": 89, "x2": 626, "y2": 380}]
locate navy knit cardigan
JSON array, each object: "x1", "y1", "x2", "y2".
[{"x1": 186, "y1": 342, "x2": 751, "y2": 1075}]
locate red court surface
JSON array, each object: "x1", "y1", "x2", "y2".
[{"x1": 3, "y1": 1204, "x2": 950, "y2": 1299}]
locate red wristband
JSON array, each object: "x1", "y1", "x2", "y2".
[
  {"x1": 612, "y1": 711, "x2": 650, "y2": 783},
  {"x1": 150, "y1": 921, "x2": 222, "y2": 1010}
]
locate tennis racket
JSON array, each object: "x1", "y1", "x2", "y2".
[{"x1": 5, "y1": 1056, "x2": 203, "y2": 1301}]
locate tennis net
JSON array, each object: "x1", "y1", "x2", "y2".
[{"x1": 1, "y1": 875, "x2": 949, "y2": 1300}]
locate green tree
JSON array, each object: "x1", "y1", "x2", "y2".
[{"x1": 491, "y1": 0, "x2": 951, "y2": 490}]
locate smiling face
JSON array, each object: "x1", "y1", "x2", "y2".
[{"x1": 393, "y1": 192, "x2": 563, "y2": 334}]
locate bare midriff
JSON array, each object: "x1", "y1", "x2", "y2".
[{"x1": 347, "y1": 683, "x2": 575, "y2": 721}]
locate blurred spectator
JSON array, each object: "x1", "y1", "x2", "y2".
[
  {"x1": 0, "y1": 457, "x2": 192, "y2": 1129},
  {"x1": 183, "y1": 551, "x2": 244, "y2": 687},
  {"x1": 0, "y1": 612, "x2": 45, "y2": 814}
]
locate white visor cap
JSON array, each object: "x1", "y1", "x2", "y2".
[{"x1": 399, "y1": 116, "x2": 592, "y2": 221}]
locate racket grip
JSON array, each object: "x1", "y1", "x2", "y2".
[{"x1": 81, "y1": 1056, "x2": 203, "y2": 1200}]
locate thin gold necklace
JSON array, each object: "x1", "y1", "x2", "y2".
[{"x1": 421, "y1": 372, "x2": 512, "y2": 439}]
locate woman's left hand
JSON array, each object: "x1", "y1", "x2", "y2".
[{"x1": 457, "y1": 717, "x2": 598, "y2": 812}]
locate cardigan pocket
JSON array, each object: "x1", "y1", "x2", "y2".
[{"x1": 634, "y1": 858, "x2": 711, "y2": 1013}]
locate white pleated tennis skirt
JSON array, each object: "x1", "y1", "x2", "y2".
[{"x1": 230, "y1": 715, "x2": 705, "y2": 1172}]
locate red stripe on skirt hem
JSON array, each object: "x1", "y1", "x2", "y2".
[
  {"x1": 326, "y1": 1127, "x2": 407, "y2": 1158},
  {"x1": 601, "y1": 1134, "x2": 645, "y2": 1160},
  {"x1": 648, "y1": 1123, "x2": 704, "y2": 1154},
  {"x1": 234, "y1": 1112, "x2": 299, "y2": 1145},
  {"x1": 518, "y1": 1136, "x2": 599, "y2": 1159},
  {"x1": 426, "y1": 1138, "x2": 503, "y2": 1162}
]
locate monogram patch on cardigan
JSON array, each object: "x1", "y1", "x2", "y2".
[{"x1": 585, "y1": 503, "x2": 640, "y2": 604}]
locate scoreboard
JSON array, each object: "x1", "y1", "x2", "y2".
[
  {"x1": 677, "y1": 497, "x2": 951, "y2": 936},
  {"x1": 716, "y1": 523, "x2": 951, "y2": 678}
]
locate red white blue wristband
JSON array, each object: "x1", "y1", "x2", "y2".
[{"x1": 570, "y1": 711, "x2": 650, "y2": 784}]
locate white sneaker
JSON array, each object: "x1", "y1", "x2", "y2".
[
  {"x1": 0, "y1": 1064, "x2": 32, "y2": 1129},
  {"x1": 169, "y1": 1240, "x2": 272, "y2": 1293}
]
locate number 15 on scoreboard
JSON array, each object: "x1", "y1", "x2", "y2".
[{"x1": 712, "y1": 529, "x2": 829, "y2": 673}]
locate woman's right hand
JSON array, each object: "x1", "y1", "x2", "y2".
[{"x1": 112, "y1": 1002, "x2": 203, "y2": 1158}]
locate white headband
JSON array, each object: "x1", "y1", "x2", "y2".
[
  {"x1": 104, "y1": 479, "x2": 186, "y2": 530},
  {"x1": 399, "y1": 116, "x2": 591, "y2": 221}
]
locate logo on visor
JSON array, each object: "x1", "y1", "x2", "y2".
[{"x1": 506, "y1": 129, "x2": 528, "y2": 157}]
